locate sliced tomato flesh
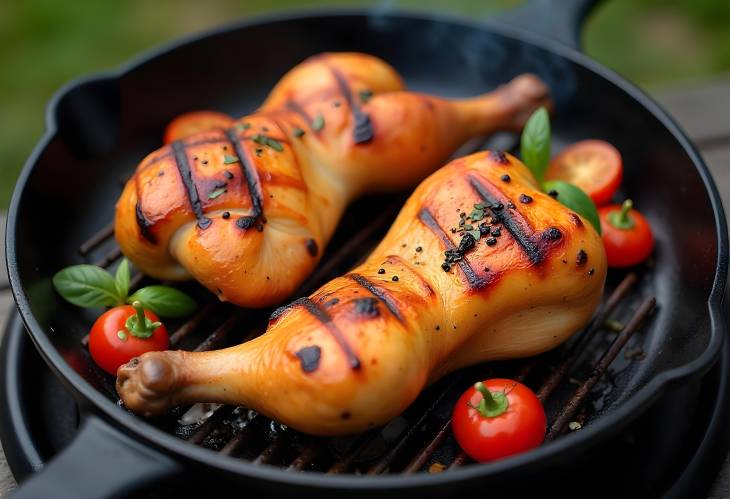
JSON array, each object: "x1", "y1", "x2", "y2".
[{"x1": 545, "y1": 139, "x2": 623, "y2": 206}]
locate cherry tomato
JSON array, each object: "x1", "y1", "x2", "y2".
[
  {"x1": 452, "y1": 378, "x2": 546, "y2": 462},
  {"x1": 163, "y1": 110, "x2": 235, "y2": 143},
  {"x1": 89, "y1": 302, "x2": 169, "y2": 375},
  {"x1": 599, "y1": 199, "x2": 655, "y2": 267},
  {"x1": 545, "y1": 140, "x2": 623, "y2": 206}
]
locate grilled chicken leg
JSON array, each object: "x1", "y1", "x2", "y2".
[
  {"x1": 115, "y1": 52, "x2": 551, "y2": 307},
  {"x1": 117, "y1": 151, "x2": 607, "y2": 435}
]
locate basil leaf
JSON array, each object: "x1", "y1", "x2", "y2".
[
  {"x1": 53, "y1": 265, "x2": 122, "y2": 308},
  {"x1": 128, "y1": 285, "x2": 197, "y2": 318},
  {"x1": 115, "y1": 258, "x2": 130, "y2": 299},
  {"x1": 542, "y1": 180, "x2": 602, "y2": 235},
  {"x1": 520, "y1": 107, "x2": 551, "y2": 181}
]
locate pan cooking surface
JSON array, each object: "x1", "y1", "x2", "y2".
[{"x1": 7, "y1": 11, "x2": 725, "y2": 485}]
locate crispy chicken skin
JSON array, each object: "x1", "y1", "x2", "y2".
[
  {"x1": 115, "y1": 52, "x2": 551, "y2": 307},
  {"x1": 117, "y1": 152, "x2": 606, "y2": 435}
]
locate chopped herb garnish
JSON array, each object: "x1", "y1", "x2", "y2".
[
  {"x1": 292, "y1": 127, "x2": 305, "y2": 138},
  {"x1": 359, "y1": 89, "x2": 374, "y2": 103},
  {"x1": 223, "y1": 154, "x2": 239, "y2": 164},
  {"x1": 236, "y1": 122, "x2": 252, "y2": 131},
  {"x1": 252, "y1": 134, "x2": 284, "y2": 152},
  {"x1": 469, "y1": 209, "x2": 485, "y2": 221},
  {"x1": 312, "y1": 114, "x2": 325, "y2": 131},
  {"x1": 208, "y1": 188, "x2": 226, "y2": 199}
]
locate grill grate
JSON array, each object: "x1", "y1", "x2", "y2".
[{"x1": 75, "y1": 141, "x2": 657, "y2": 475}]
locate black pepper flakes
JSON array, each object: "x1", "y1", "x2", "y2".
[
  {"x1": 441, "y1": 262, "x2": 451, "y2": 272},
  {"x1": 588, "y1": 268, "x2": 595, "y2": 276},
  {"x1": 491, "y1": 227, "x2": 501, "y2": 237},
  {"x1": 222, "y1": 211, "x2": 230, "y2": 219},
  {"x1": 377, "y1": 268, "x2": 385, "y2": 274},
  {"x1": 392, "y1": 276, "x2": 399, "y2": 282},
  {"x1": 519, "y1": 194, "x2": 533, "y2": 204},
  {"x1": 435, "y1": 325, "x2": 441, "y2": 331},
  {"x1": 415, "y1": 246, "x2": 423, "y2": 252},
  {"x1": 542, "y1": 227, "x2": 562, "y2": 241},
  {"x1": 500, "y1": 174, "x2": 511, "y2": 183},
  {"x1": 223, "y1": 170, "x2": 234, "y2": 179},
  {"x1": 548, "y1": 189, "x2": 559, "y2": 198},
  {"x1": 576, "y1": 249, "x2": 588, "y2": 266},
  {"x1": 486, "y1": 237, "x2": 497, "y2": 246}
]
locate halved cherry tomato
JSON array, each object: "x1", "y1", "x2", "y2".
[
  {"x1": 545, "y1": 140, "x2": 623, "y2": 206},
  {"x1": 452, "y1": 378, "x2": 546, "y2": 462},
  {"x1": 163, "y1": 110, "x2": 235, "y2": 143},
  {"x1": 89, "y1": 301, "x2": 169, "y2": 375},
  {"x1": 599, "y1": 199, "x2": 655, "y2": 267}
]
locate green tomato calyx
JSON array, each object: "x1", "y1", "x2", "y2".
[
  {"x1": 125, "y1": 301, "x2": 161, "y2": 339},
  {"x1": 468, "y1": 382, "x2": 510, "y2": 418}
]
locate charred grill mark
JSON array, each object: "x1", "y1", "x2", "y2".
[
  {"x1": 418, "y1": 208, "x2": 487, "y2": 289},
  {"x1": 306, "y1": 239, "x2": 319, "y2": 257},
  {"x1": 348, "y1": 273, "x2": 404, "y2": 323},
  {"x1": 353, "y1": 297, "x2": 380, "y2": 318},
  {"x1": 285, "y1": 100, "x2": 313, "y2": 127},
  {"x1": 135, "y1": 202, "x2": 157, "y2": 243},
  {"x1": 468, "y1": 174, "x2": 543, "y2": 264},
  {"x1": 489, "y1": 150, "x2": 509, "y2": 164},
  {"x1": 327, "y1": 65, "x2": 374, "y2": 144},
  {"x1": 143, "y1": 138, "x2": 229, "y2": 170},
  {"x1": 225, "y1": 128, "x2": 264, "y2": 221},
  {"x1": 298, "y1": 297, "x2": 361, "y2": 370},
  {"x1": 569, "y1": 213, "x2": 584, "y2": 228},
  {"x1": 295, "y1": 345, "x2": 321, "y2": 373},
  {"x1": 172, "y1": 140, "x2": 211, "y2": 229}
]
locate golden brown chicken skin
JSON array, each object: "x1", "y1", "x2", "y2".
[
  {"x1": 115, "y1": 52, "x2": 551, "y2": 307},
  {"x1": 117, "y1": 151, "x2": 606, "y2": 435}
]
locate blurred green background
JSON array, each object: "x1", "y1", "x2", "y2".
[{"x1": 1, "y1": 0, "x2": 728, "y2": 210}]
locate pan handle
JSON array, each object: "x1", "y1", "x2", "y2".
[
  {"x1": 492, "y1": 0, "x2": 604, "y2": 51},
  {"x1": 9, "y1": 415, "x2": 182, "y2": 499}
]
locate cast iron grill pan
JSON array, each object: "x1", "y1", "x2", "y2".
[{"x1": 5, "y1": 2, "x2": 727, "y2": 498}]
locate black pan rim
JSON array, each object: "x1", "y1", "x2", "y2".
[{"x1": 6, "y1": 7, "x2": 728, "y2": 490}]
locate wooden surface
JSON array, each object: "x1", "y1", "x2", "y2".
[{"x1": 0, "y1": 77, "x2": 728, "y2": 497}]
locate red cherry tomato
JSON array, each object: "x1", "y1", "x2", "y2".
[
  {"x1": 452, "y1": 378, "x2": 546, "y2": 462},
  {"x1": 599, "y1": 200, "x2": 655, "y2": 267},
  {"x1": 89, "y1": 303, "x2": 169, "y2": 375},
  {"x1": 163, "y1": 110, "x2": 235, "y2": 144},
  {"x1": 545, "y1": 140, "x2": 623, "y2": 206}
]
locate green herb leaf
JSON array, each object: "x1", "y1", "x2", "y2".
[
  {"x1": 520, "y1": 107, "x2": 551, "y2": 181},
  {"x1": 114, "y1": 258, "x2": 130, "y2": 299},
  {"x1": 469, "y1": 209, "x2": 484, "y2": 221},
  {"x1": 266, "y1": 137, "x2": 284, "y2": 152},
  {"x1": 359, "y1": 89, "x2": 374, "y2": 103},
  {"x1": 292, "y1": 127, "x2": 305, "y2": 138},
  {"x1": 467, "y1": 229, "x2": 481, "y2": 242},
  {"x1": 252, "y1": 134, "x2": 284, "y2": 152},
  {"x1": 127, "y1": 285, "x2": 197, "y2": 318},
  {"x1": 53, "y1": 265, "x2": 123, "y2": 308},
  {"x1": 235, "y1": 122, "x2": 251, "y2": 131},
  {"x1": 311, "y1": 114, "x2": 325, "y2": 132},
  {"x1": 223, "y1": 154, "x2": 239, "y2": 164},
  {"x1": 542, "y1": 180, "x2": 602, "y2": 234},
  {"x1": 208, "y1": 188, "x2": 226, "y2": 199}
]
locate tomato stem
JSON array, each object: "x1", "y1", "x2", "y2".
[
  {"x1": 125, "y1": 301, "x2": 162, "y2": 339},
  {"x1": 608, "y1": 199, "x2": 635, "y2": 230},
  {"x1": 469, "y1": 382, "x2": 509, "y2": 418}
]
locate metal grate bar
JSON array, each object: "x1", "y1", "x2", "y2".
[
  {"x1": 79, "y1": 222, "x2": 115, "y2": 254},
  {"x1": 403, "y1": 418, "x2": 453, "y2": 473},
  {"x1": 536, "y1": 273, "x2": 638, "y2": 402},
  {"x1": 545, "y1": 296, "x2": 656, "y2": 440}
]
